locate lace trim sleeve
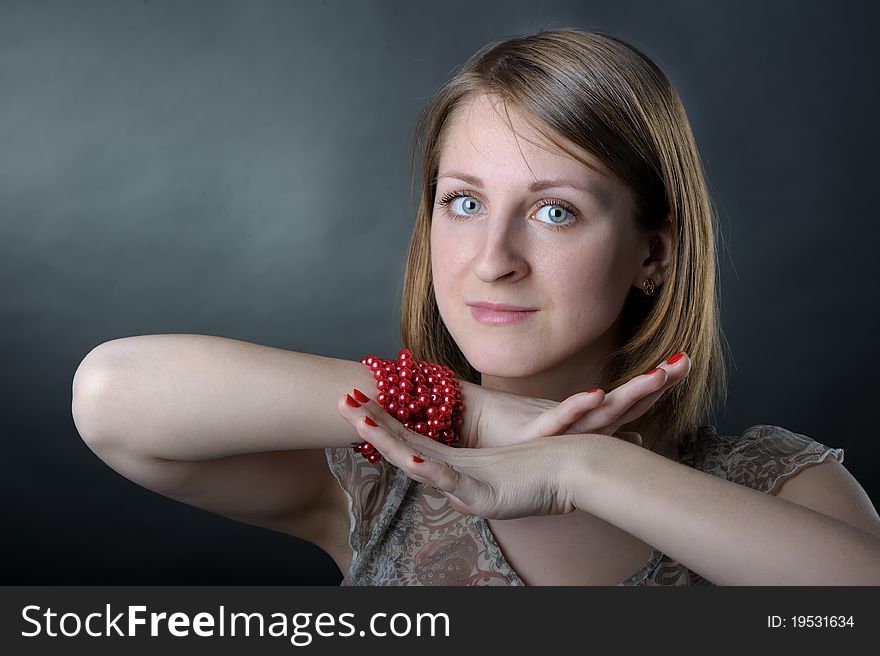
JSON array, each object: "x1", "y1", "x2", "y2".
[
  {"x1": 726, "y1": 424, "x2": 845, "y2": 495},
  {"x1": 324, "y1": 447, "x2": 394, "y2": 562}
]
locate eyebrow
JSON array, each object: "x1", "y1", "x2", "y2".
[{"x1": 436, "y1": 171, "x2": 599, "y2": 196}]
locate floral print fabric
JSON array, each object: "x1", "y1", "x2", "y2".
[{"x1": 324, "y1": 424, "x2": 844, "y2": 586}]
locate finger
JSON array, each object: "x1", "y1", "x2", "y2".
[
  {"x1": 338, "y1": 389, "x2": 403, "y2": 436},
  {"x1": 566, "y1": 368, "x2": 668, "y2": 434},
  {"x1": 339, "y1": 390, "x2": 449, "y2": 461},
  {"x1": 357, "y1": 414, "x2": 481, "y2": 514},
  {"x1": 354, "y1": 415, "x2": 435, "y2": 483},
  {"x1": 613, "y1": 431, "x2": 643, "y2": 446},
  {"x1": 408, "y1": 453, "x2": 485, "y2": 515},
  {"x1": 526, "y1": 388, "x2": 606, "y2": 438},
  {"x1": 605, "y1": 387, "x2": 668, "y2": 433},
  {"x1": 566, "y1": 352, "x2": 692, "y2": 435},
  {"x1": 603, "y1": 353, "x2": 693, "y2": 431}
]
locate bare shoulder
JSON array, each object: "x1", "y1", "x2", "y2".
[{"x1": 775, "y1": 459, "x2": 880, "y2": 537}]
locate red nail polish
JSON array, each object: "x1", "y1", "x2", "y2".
[
  {"x1": 412, "y1": 455, "x2": 424, "y2": 463},
  {"x1": 364, "y1": 416, "x2": 378, "y2": 427},
  {"x1": 644, "y1": 368, "x2": 659, "y2": 376},
  {"x1": 586, "y1": 388, "x2": 602, "y2": 394},
  {"x1": 345, "y1": 394, "x2": 361, "y2": 408},
  {"x1": 353, "y1": 388, "x2": 371, "y2": 403},
  {"x1": 666, "y1": 352, "x2": 684, "y2": 365}
]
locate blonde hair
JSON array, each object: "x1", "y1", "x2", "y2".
[{"x1": 399, "y1": 28, "x2": 728, "y2": 454}]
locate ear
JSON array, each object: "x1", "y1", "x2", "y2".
[{"x1": 633, "y1": 214, "x2": 673, "y2": 289}]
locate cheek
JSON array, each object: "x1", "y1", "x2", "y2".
[
  {"x1": 430, "y1": 221, "x2": 460, "y2": 301},
  {"x1": 548, "y1": 246, "x2": 631, "y2": 324}
]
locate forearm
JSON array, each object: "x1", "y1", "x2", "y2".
[
  {"x1": 73, "y1": 334, "x2": 482, "y2": 460},
  {"x1": 567, "y1": 435, "x2": 880, "y2": 585}
]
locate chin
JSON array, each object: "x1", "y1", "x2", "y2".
[{"x1": 461, "y1": 346, "x2": 544, "y2": 379}]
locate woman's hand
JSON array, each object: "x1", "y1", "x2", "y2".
[
  {"x1": 464, "y1": 351, "x2": 691, "y2": 449},
  {"x1": 337, "y1": 391, "x2": 590, "y2": 519}
]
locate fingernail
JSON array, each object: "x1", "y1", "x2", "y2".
[
  {"x1": 364, "y1": 416, "x2": 379, "y2": 427},
  {"x1": 586, "y1": 388, "x2": 602, "y2": 394},
  {"x1": 353, "y1": 388, "x2": 371, "y2": 403},
  {"x1": 345, "y1": 394, "x2": 361, "y2": 408},
  {"x1": 644, "y1": 368, "x2": 660, "y2": 376},
  {"x1": 666, "y1": 352, "x2": 684, "y2": 365},
  {"x1": 412, "y1": 455, "x2": 424, "y2": 463}
]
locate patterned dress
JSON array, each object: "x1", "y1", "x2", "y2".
[{"x1": 324, "y1": 424, "x2": 845, "y2": 585}]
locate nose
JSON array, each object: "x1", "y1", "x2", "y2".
[{"x1": 471, "y1": 210, "x2": 530, "y2": 283}]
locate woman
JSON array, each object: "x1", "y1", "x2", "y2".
[
  {"x1": 327, "y1": 28, "x2": 880, "y2": 585},
  {"x1": 73, "y1": 28, "x2": 880, "y2": 586}
]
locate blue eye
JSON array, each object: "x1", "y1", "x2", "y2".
[
  {"x1": 534, "y1": 203, "x2": 575, "y2": 227},
  {"x1": 446, "y1": 194, "x2": 482, "y2": 216},
  {"x1": 435, "y1": 189, "x2": 579, "y2": 232}
]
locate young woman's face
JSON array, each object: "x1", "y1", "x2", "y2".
[{"x1": 430, "y1": 93, "x2": 648, "y2": 391}]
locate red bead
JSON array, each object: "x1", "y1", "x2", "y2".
[{"x1": 360, "y1": 352, "x2": 463, "y2": 454}]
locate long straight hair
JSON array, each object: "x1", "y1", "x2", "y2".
[{"x1": 399, "y1": 28, "x2": 728, "y2": 453}]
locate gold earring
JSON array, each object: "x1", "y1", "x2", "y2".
[{"x1": 643, "y1": 278, "x2": 655, "y2": 296}]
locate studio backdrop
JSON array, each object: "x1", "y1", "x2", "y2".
[{"x1": 2, "y1": 0, "x2": 877, "y2": 584}]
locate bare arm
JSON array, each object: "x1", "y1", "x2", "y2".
[
  {"x1": 73, "y1": 333, "x2": 457, "y2": 459},
  {"x1": 70, "y1": 333, "x2": 480, "y2": 566},
  {"x1": 569, "y1": 434, "x2": 880, "y2": 585}
]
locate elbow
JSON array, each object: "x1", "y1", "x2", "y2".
[{"x1": 71, "y1": 342, "x2": 133, "y2": 449}]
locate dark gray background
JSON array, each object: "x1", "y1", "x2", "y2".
[{"x1": 2, "y1": 0, "x2": 877, "y2": 584}]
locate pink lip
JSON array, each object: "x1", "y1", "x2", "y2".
[
  {"x1": 469, "y1": 306, "x2": 537, "y2": 325},
  {"x1": 468, "y1": 301, "x2": 538, "y2": 311}
]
